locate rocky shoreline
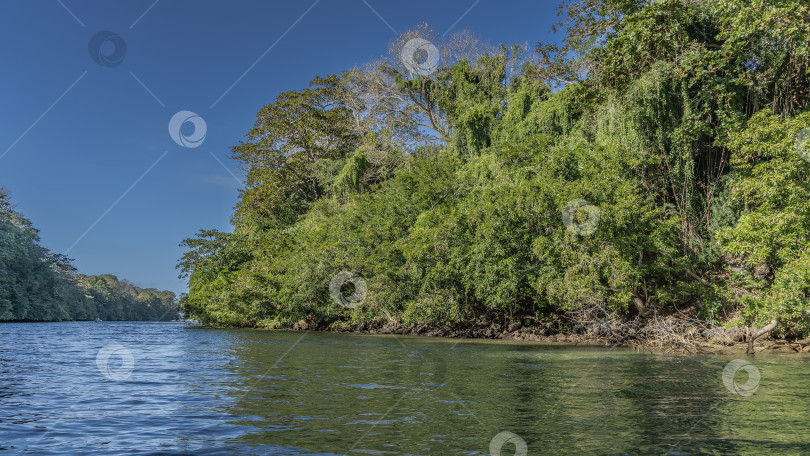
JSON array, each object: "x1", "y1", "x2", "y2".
[{"x1": 288, "y1": 318, "x2": 810, "y2": 355}]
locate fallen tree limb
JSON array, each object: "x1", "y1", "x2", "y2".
[{"x1": 747, "y1": 318, "x2": 778, "y2": 354}]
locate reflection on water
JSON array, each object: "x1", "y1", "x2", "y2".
[{"x1": 1, "y1": 322, "x2": 809, "y2": 455}]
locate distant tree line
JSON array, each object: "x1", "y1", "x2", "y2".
[
  {"x1": 0, "y1": 188, "x2": 177, "y2": 322},
  {"x1": 178, "y1": 0, "x2": 810, "y2": 340}
]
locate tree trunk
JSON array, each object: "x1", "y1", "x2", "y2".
[
  {"x1": 747, "y1": 318, "x2": 778, "y2": 354},
  {"x1": 633, "y1": 295, "x2": 650, "y2": 318}
]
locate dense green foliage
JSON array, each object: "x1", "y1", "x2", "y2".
[
  {"x1": 0, "y1": 189, "x2": 177, "y2": 321},
  {"x1": 180, "y1": 0, "x2": 810, "y2": 337}
]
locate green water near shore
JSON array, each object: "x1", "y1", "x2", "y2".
[{"x1": 2, "y1": 322, "x2": 809, "y2": 455}]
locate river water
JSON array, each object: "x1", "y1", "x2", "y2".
[{"x1": 1, "y1": 322, "x2": 809, "y2": 455}]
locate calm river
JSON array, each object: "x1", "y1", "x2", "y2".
[{"x1": 1, "y1": 322, "x2": 809, "y2": 455}]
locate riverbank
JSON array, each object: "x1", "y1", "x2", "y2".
[{"x1": 286, "y1": 317, "x2": 810, "y2": 355}]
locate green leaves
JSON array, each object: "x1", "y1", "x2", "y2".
[
  {"x1": 232, "y1": 75, "x2": 363, "y2": 229},
  {"x1": 717, "y1": 111, "x2": 810, "y2": 330},
  {"x1": 0, "y1": 192, "x2": 177, "y2": 321},
  {"x1": 179, "y1": 1, "x2": 810, "y2": 338}
]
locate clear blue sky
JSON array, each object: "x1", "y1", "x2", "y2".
[{"x1": 0, "y1": 0, "x2": 561, "y2": 295}]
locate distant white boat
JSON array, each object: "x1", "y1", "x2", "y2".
[{"x1": 94, "y1": 318, "x2": 103, "y2": 322}]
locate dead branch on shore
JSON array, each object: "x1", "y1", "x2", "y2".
[{"x1": 564, "y1": 300, "x2": 715, "y2": 353}]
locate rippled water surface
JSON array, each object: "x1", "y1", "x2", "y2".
[{"x1": 1, "y1": 322, "x2": 810, "y2": 455}]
